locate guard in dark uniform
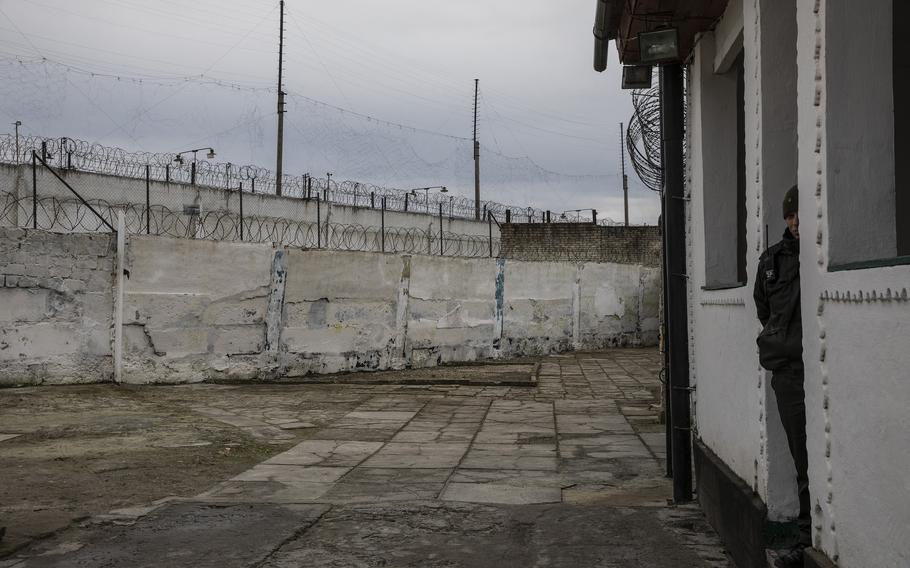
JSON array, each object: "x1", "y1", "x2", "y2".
[{"x1": 754, "y1": 185, "x2": 809, "y2": 568}]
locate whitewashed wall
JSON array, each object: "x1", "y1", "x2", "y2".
[
  {"x1": 689, "y1": 0, "x2": 910, "y2": 565},
  {"x1": 687, "y1": 0, "x2": 803, "y2": 524},
  {"x1": 797, "y1": 0, "x2": 910, "y2": 565},
  {"x1": 119, "y1": 236, "x2": 660, "y2": 384},
  {"x1": 0, "y1": 164, "x2": 497, "y2": 240}
]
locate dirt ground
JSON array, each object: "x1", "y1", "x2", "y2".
[{"x1": 0, "y1": 384, "x2": 305, "y2": 556}]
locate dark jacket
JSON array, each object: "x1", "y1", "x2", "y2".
[{"x1": 753, "y1": 229, "x2": 802, "y2": 371}]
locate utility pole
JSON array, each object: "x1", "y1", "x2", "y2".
[
  {"x1": 275, "y1": 0, "x2": 286, "y2": 196},
  {"x1": 620, "y1": 122, "x2": 629, "y2": 226},
  {"x1": 473, "y1": 78, "x2": 480, "y2": 220}
]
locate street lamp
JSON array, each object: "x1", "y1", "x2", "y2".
[
  {"x1": 408, "y1": 186, "x2": 447, "y2": 213},
  {"x1": 174, "y1": 147, "x2": 216, "y2": 185},
  {"x1": 12, "y1": 121, "x2": 21, "y2": 165}
]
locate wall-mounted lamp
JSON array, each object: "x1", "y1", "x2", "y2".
[
  {"x1": 639, "y1": 28, "x2": 679, "y2": 63},
  {"x1": 622, "y1": 65, "x2": 653, "y2": 89}
]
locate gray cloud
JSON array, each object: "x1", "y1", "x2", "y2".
[{"x1": 0, "y1": 0, "x2": 658, "y2": 223}]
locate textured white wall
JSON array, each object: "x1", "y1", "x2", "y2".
[
  {"x1": 798, "y1": 0, "x2": 910, "y2": 565},
  {"x1": 691, "y1": 0, "x2": 910, "y2": 564},
  {"x1": 688, "y1": 20, "x2": 764, "y2": 500}
]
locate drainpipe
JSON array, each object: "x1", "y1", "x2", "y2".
[{"x1": 660, "y1": 63, "x2": 692, "y2": 502}]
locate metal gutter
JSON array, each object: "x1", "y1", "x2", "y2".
[{"x1": 593, "y1": 0, "x2": 624, "y2": 72}]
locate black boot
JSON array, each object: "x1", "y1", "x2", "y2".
[{"x1": 774, "y1": 546, "x2": 804, "y2": 568}]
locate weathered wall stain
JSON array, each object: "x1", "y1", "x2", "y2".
[{"x1": 0, "y1": 227, "x2": 115, "y2": 385}]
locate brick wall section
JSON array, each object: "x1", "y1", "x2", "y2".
[
  {"x1": 0, "y1": 227, "x2": 116, "y2": 385},
  {"x1": 499, "y1": 224, "x2": 662, "y2": 266}
]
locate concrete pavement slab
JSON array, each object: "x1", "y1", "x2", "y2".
[
  {"x1": 263, "y1": 440, "x2": 383, "y2": 467},
  {"x1": 12, "y1": 502, "x2": 328, "y2": 568},
  {"x1": 232, "y1": 464, "x2": 352, "y2": 483},
  {"x1": 258, "y1": 501, "x2": 723, "y2": 568},
  {"x1": 441, "y1": 482, "x2": 562, "y2": 504}
]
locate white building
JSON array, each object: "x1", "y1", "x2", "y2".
[{"x1": 595, "y1": 1, "x2": 909, "y2": 567}]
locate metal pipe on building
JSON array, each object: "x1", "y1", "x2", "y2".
[{"x1": 660, "y1": 64, "x2": 692, "y2": 502}]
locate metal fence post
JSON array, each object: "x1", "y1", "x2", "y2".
[
  {"x1": 546, "y1": 210, "x2": 551, "y2": 223},
  {"x1": 238, "y1": 182, "x2": 244, "y2": 241},
  {"x1": 488, "y1": 214, "x2": 493, "y2": 257},
  {"x1": 316, "y1": 195, "x2": 322, "y2": 248},
  {"x1": 31, "y1": 150, "x2": 37, "y2": 229},
  {"x1": 371, "y1": 191, "x2": 375, "y2": 209},
  {"x1": 145, "y1": 165, "x2": 151, "y2": 235},
  {"x1": 191, "y1": 161, "x2": 196, "y2": 185},
  {"x1": 505, "y1": 210, "x2": 511, "y2": 224},
  {"x1": 592, "y1": 209, "x2": 597, "y2": 225},
  {"x1": 404, "y1": 193, "x2": 409, "y2": 212},
  {"x1": 439, "y1": 203, "x2": 444, "y2": 256},
  {"x1": 165, "y1": 164, "x2": 170, "y2": 183},
  {"x1": 381, "y1": 196, "x2": 386, "y2": 252}
]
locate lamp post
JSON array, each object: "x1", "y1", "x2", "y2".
[
  {"x1": 13, "y1": 121, "x2": 21, "y2": 165},
  {"x1": 173, "y1": 147, "x2": 216, "y2": 185},
  {"x1": 408, "y1": 186, "x2": 447, "y2": 213},
  {"x1": 559, "y1": 208, "x2": 598, "y2": 223}
]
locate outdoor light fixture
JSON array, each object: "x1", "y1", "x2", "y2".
[
  {"x1": 638, "y1": 28, "x2": 679, "y2": 63},
  {"x1": 622, "y1": 65, "x2": 653, "y2": 89},
  {"x1": 409, "y1": 186, "x2": 447, "y2": 196},
  {"x1": 174, "y1": 147, "x2": 217, "y2": 164},
  {"x1": 408, "y1": 186, "x2": 447, "y2": 213}
]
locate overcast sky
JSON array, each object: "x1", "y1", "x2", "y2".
[{"x1": 0, "y1": 0, "x2": 660, "y2": 223}]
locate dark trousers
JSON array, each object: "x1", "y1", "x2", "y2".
[{"x1": 771, "y1": 366, "x2": 811, "y2": 547}]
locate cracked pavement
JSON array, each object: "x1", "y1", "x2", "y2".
[{"x1": 0, "y1": 349, "x2": 733, "y2": 567}]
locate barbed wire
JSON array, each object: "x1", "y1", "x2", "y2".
[
  {"x1": 0, "y1": 192, "x2": 500, "y2": 258},
  {"x1": 0, "y1": 133, "x2": 559, "y2": 222},
  {"x1": 625, "y1": 78, "x2": 687, "y2": 194},
  {"x1": 626, "y1": 88, "x2": 663, "y2": 193}
]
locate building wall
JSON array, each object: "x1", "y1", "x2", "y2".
[
  {"x1": 499, "y1": 223, "x2": 661, "y2": 265},
  {"x1": 688, "y1": 0, "x2": 910, "y2": 565},
  {"x1": 117, "y1": 235, "x2": 660, "y2": 384},
  {"x1": 0, "y1": 227, "x2": 115, "y2": 385},
  {"x1": 798, "y1": 0, "x2": 910, "y2": 565},
  {"x1": 687, "y1": 8, "x2": 766, "y2": 507}
]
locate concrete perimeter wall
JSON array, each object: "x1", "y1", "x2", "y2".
[
  {"x1": 0, "y1": 227, "x2": 115, "y2": 384},
  {"x1": 122, "y1": 236, "x2": 660, "y2": 383},
  {"x1": 0, "y1": 229, "x2": 660, "y2": 386},
  {"x1": 0, "y1": 164, "x2": 496, "y2": 239}
]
